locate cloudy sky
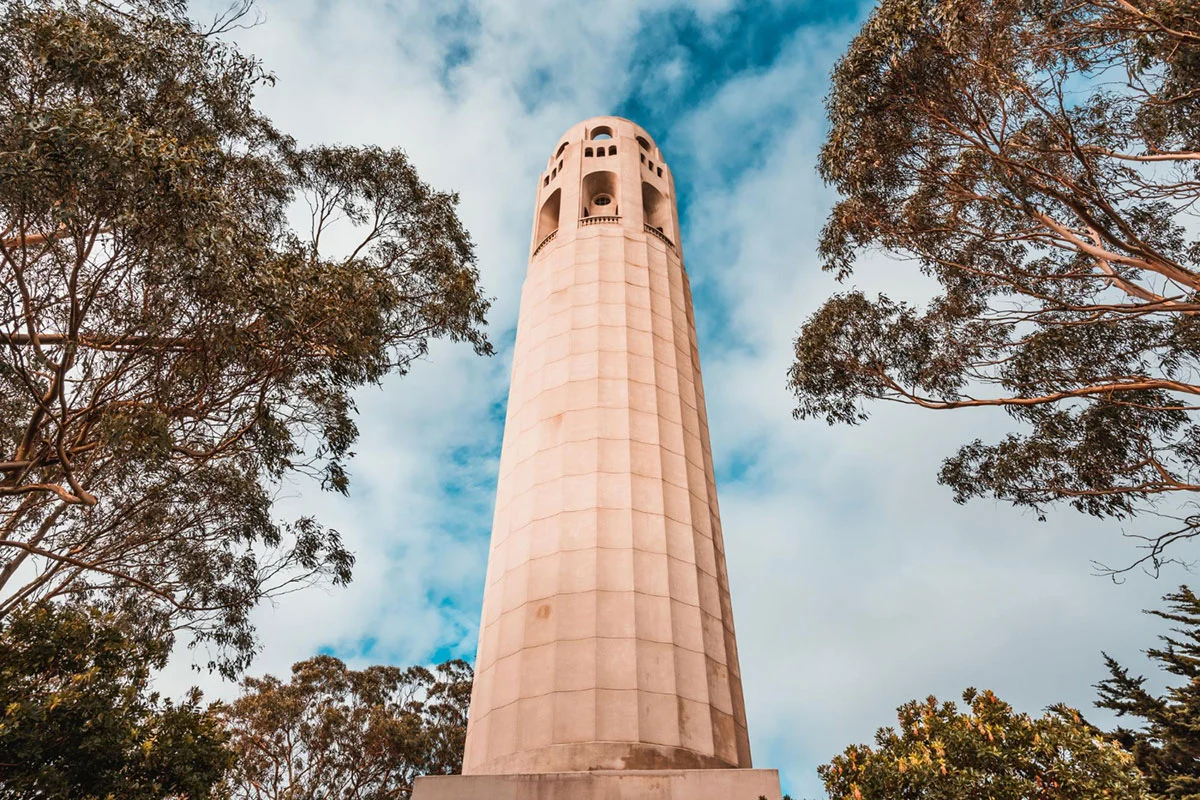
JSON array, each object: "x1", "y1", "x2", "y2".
[{"x1": 165, "y1": 0, "x2": 1193, "y2": 796}]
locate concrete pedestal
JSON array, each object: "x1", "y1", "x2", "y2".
[{"x1": 412, "y1": 769, "x2": 783, "y2": 800}]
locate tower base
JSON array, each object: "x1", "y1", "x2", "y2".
[{"x1": 412, "y1": 768, "x2": 783, "y2": 800}]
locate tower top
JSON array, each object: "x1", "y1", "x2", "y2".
[
  {"x1": 532, "y1": 116, "x2": 678, "y2": 262},
  {"x1": 544, "y1": 116, "x2": 664, "y2": 167}
]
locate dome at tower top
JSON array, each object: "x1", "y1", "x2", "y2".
[{"x1": 546, "y1": 117, "x2": 661, "y2": 162}]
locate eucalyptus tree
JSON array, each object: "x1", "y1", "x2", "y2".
[
  {"x1": 790, "y1": 0, "x2": 1200, "y2": 571},
  {"x1": 218, "y1": 656, "x2": 472, "y2": 800},
  {"x1": 0, "y1": 0, "x2": 492, "y2": 676}
]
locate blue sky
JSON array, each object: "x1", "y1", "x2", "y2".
[{"x1": 166, "y1": 1, "x2": 1190, "y2": 796}]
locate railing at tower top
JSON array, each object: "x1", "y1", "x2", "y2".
[
  {"x1": 644, "y1": 223, "x2": 676, "y2": 250},
  {"x1": 531, "y1": 229, "x2": 557, "y2": 257},
  {"x1": 579, "y1": 215, "x2": 621, "y2": 226}
]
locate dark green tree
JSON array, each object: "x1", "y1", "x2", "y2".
[
  {"x1": 1094, "y1": 586, "x2": 1200, "y2": 799},
  {"x1": 218, "y1": 655, "x2": 472, "y2": 800},
  {"x1": 0, "y1": 0, "x2": 492, "y2": 676},
  {"x1": 0, "y1": 602, "x2": 231, "y2": 799},
  {"x1": 789, "y1": 0, "x2": 1200, "y2": 572},
  {"x1": 820, "y1": 688, "x2": 1148, "y2": 800}
]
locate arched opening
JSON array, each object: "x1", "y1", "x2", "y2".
[
  {"x1": 558, "y1": 160, "x2": 563, "y2": 172},
  {"x1": 582, "y1": 171, "x2": 618, "y2": 218},
  {"x1": 640, "y1": 152, "x2": 646, "y2": 163},
  {"x1": 642, "y1": 182, "x2": 670, "y2": 233},
  {"x1": 536, "y1": 189, "x2": 561, "y2": 245},
  {"x1": 543, "y1": 175, "x2": 549, "y2": 186},
  {"x1": 556, "y1": 142, "x2": 568, "y2": 158},
  {"x1": 636, "y1": 135, "x2": 651, "y2": 151},
  {"x1": 585, "y1": 147, "x2": 593, "y2": 157},
  {"x1": 590, "y1": 126, "x2": 613, "y2": 140},
  {"x1": 607, "y1": 145, "x2": 617, "y2": 156},
  {"x1": 657, "y1": 167, "x2": 663, "y2": 177}
]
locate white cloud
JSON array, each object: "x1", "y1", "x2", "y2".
[{"x1": 158, "y1": 2, "x2": 1193, "y2": 797}]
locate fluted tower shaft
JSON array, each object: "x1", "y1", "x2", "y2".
[{"x1": 463, "y1": 117, "x2": 751, "y2": 775}]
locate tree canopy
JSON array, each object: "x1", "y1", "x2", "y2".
[
  {"x1": 1094, "y1": 585, "x2": 1200, "y2": 799},
  {"x1": 0, "y1": 602, "x2": 230, "y2": 799},
  {"x1": 820, "y1": 688, "x2": 1149, "y2": 800},
  {"x1": 0, "y1": 0, "x2": 491, "y2": 675},
  {"x1": 218, "y1": 655, "x2": 472, "y2": 800},
  {"x1": 790, "y1": 0, "x2": 1200, "y2": 571}
]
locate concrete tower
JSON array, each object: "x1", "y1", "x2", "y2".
[{"x1": 414, "y1": 117, "x2": 781, "y2": 800}]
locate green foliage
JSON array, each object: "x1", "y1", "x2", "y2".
[
  {"x1": 820, "y1": 688, "x2": 1149, "y2": 800},
  {"x1": 0, "y1": 602, "x2": 230, "y2": 799},
  {"x1": 218, "y1": 654, "x2": 473, "y2": 800},
  {"x1": 1095, "y1": 586, "x2": 1200, "y2": 799},
  {"x1": 791, "y1": 0, "x2": 1200, "y2": 572},
  {"x1": 0, "y1": 0, "x2": 492, "y2": 676}
]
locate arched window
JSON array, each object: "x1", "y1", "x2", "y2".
[
  {"x1": 636, "y1": 135, "x2": 651, "y2": 151},
  {"x1": 642, "y1": 181, "x2": 670, "y2": 233},
  {"x1": 648, "y1": 161, "x2": 654, "y2": 171},
  {"x1": 590, "y1": 125, "x2": 613, "y2": 140},
  {"x1": 657, "y1": 167, "x2": 663, "y2": 177},
  {"x1": 640, "y1": 152, "x2": 646, "y2": 163},
  {"x1": 558, "y1": 160, "x2": 563, "y2": 172},
  {"x1": 544, "y1": 175, "x2": 549, "y2": 186},
  {"x1": 536, "y1": 188, "x2": 561, "y2": 246},
  {"x1": 551, "y1": 167, "x2": 557, "y2": 178},
  {"x1": 608, "y1": 145, "x2": 616, "y2": 156},
  {"x1": 584, "y1": 147, "x2": 593, "y2": 157},
  {"x1": 581, "y1": 171, "x2": 619, "y2": 218},
  {"x1": 556, "y1": 142, "x2": 568, "y2": 158}
]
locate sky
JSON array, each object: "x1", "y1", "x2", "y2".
[{"x1": 164, "y1": 1, "x2": 1195, "y2": 796}]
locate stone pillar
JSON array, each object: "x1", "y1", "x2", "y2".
[{"x1": 414, "y1": 117, "x2": 781, "y2": 800}]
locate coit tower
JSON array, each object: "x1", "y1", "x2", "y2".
[{"x1": 416, "y1": 117, "x2": 780, "y2": 799}]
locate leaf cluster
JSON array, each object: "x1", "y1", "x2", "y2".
[
  {"x1": 0, "y1": 601, "x2": 230, "y2": 799},
  {"x1": 820, "y1": 687, "x2": 1149, "y2": 800}
]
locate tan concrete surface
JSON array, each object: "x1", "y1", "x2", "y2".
[
  {"x1": 464, "y1": 117, "x2": 752, "y2": 776},
  {"x1": 412, "y1": 769, "x2": 784, "y2": 800}
]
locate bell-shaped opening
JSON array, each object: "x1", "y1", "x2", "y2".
[
  {"x1": 537, "y1": 188, "x2": 561, "y2": 244},
  {"x1": 582, "y1": 171, "x2": 618, "y2": 218},
  {"x1": 642, "y1": 182, "x2": 670, "y2": 232}
]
